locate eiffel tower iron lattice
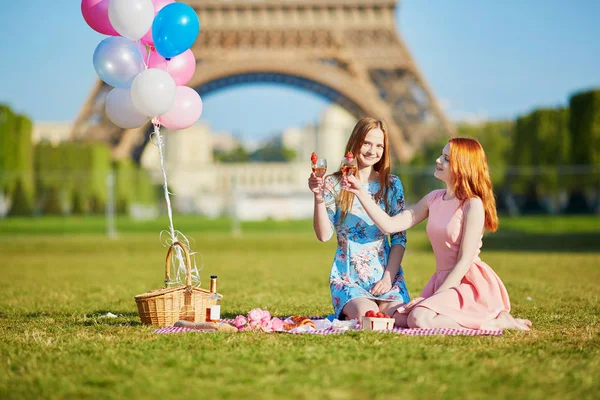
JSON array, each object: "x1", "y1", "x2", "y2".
[{"x1": 71, "y1": 0, "x2": 454, "y2": 163}]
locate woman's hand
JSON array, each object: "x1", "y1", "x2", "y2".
[
  {"x1": 342, "y1": 174, "x2": 365, "y2": 197},
  {"x1": 403, "y1": 297, "x2": 425, "y2": 313},
  {"x1": 370, "y1": 274, "x2": 393, "y2": 296},
  {"x1": 308, "y1": 172, "x2": 324, "y2": 199}
]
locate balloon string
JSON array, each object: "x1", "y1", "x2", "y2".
[
  {"x1": 145, "y1": 44, "x2": 152, "y2": 68},
  {"x1": 150, "y1": 119, "x2": 202, "y2": 286},
  {"x1": 151, "y1": 119, "x2": 176, "y2": 242},
  {"x1": 136, "y1": 40, "x2": 148, "y2": 69}
]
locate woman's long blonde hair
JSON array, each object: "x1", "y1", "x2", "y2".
[
  {"x1": 332, "y1": 117, "x2": 392, "y2": 223},
  {"x1": 448, "y1": 137, "x2": 499, "y2": 232}
]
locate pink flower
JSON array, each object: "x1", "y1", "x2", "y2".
[
  {"x1": 250, "y1": 321, "x2": 260, "y2": 329},
  {"x1": 236, "y1": 308, "x2": 280, "y2": 333},
  {"x1": 260, "y1": 319, "x2": 273, "y2": 332},
  {"x1": 271, "y1": 317, "x2": 284, "y2": 332},
  {"x1": 233, "y1": 315, "x2": 248, "y2": 329},
  {"x1": 260, "y1": 310, "x2": 271, "y2": 322},
  {"x1": 248, "y1": 308, "x2": 264, "y2": 323}
]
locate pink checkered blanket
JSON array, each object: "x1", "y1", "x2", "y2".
[{"x1": 152, "y1": 319, "x2": 502, "y2": 336}]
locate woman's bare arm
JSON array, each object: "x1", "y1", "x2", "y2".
[{"x1": 344, "y1": 174, "x2": 429, "y2": 234}]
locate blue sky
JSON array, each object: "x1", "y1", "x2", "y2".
[{"x1": 0, "y1": 0, "x2": 599, "y2": 141}]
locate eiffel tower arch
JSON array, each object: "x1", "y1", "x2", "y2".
[{"x1": 71, "y1": 0, "x2": 454, "y2": 163}]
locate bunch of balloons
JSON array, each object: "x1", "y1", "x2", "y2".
[{"x1": 82, "y1": 0, "x2": 204, "y2": 130}]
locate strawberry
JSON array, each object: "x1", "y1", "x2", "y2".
[
  {"x1": 345, "y1": 151, "x2": 354, "y2": 161},
  {"x1": 376, "y1": 312, "x2": 387, "y2": 318},
  {"x1": 310, "y1": 152, "x2": 318, "y2": 165},
  {"x1": 365, "y1": 310, "x2": 377, "y2": 318}
]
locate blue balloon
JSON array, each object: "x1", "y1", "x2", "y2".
[
  {"x1": 152, "y1": 3, "x2": 200, "y2": 59},
  {"x1": 93, "y1": 37, "x2": 145, "y2": 88}
]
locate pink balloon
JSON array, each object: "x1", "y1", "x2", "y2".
[
  {"x1": 141, "y1": 0, "x2": 175, "y2": 46},
  {"x1": 81, "y1": 0, "x2": 119, "y2": 36},
  {"x1": 147, "y1": 49, "x2": 196, "y2": 86},
  {"x1": 159, "y1": 86, "x2": 203, "y2": 130}
]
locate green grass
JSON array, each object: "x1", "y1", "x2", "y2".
[{"x1": 0, "y1": 216, "x2": 599, "y2": 399}]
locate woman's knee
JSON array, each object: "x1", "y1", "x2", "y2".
[
  {"x1": 343, "y1": 298, "x2": 378, "y2": 319},
  {"x1": 407, "y1": 307, "x2": 434, "y2": 328}
]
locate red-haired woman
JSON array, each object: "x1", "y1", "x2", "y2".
[
  {"x1": 308, "y1": 118, "x2": 410, "y2": 321},
  {"x1": 343, "y1": 138, "x2": 532, "y2": 330}
]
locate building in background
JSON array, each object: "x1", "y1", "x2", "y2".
[
  {"x1": 140, "y1": 104, "x2": 357, "y2": 219},
  {"x1": 32, "y1": 121, "x2": 72, "y2": 145},
  {"x1": 31, "y1": 105, "x2": 356, "y2": 220}
]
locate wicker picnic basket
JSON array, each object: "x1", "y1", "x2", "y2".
[{"x1": 134, "y1": 241, "x2": 220, "y2": 327}]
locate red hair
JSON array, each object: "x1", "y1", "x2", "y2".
[{"x1": 448, "y1": 138, "x2": 499, "y2": 232}]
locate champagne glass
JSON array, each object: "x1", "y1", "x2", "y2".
[{"x1": 312, "y1": 158, "x2": 327, "y2": 177}]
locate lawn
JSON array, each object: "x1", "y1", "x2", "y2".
[{"x1": 0, "y1": 215, "x2": 598, "y2": 399}]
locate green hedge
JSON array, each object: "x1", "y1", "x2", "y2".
[
  {"x1": 115, "y1": 159, "x2": 136, "y2": 213},
  {"x1": 0, "y1": 106, "x2": 35, "y2": 215},
  {"x1": 509, "y1": 108, "x2": 570, "y2": 197},
  {"x1": 565, "y1": 89, "x2": 600, "y2": 212},
  {"x1": 396, "y1": 136, "x2": 448, "y2": 203},
  {"x1": 0, "y1": 104, "x2": 16, "y2": 195},
  {"x1": 8, "y1": 114, "x2": 34, "y2": 215},
  {"x1": 36, "y1": 142, "x2": 66, "y2": 214},
  {"x1": 457, "y1": 121, "x2": 513, "y2": 189},
  {"x1": 35, "y1": 141, "x2": 112, "y2": 214},
  {"x1": 135, "y1": 168, "x2": 158, "y2": 206},
  {"x1": 569, "y1": 90, "x2": 600, "y2": 166},
  {"x1": 87, "y1": 144, "x2": 111, "y2": 213},
  {"x1": 531, "y1": 108, "x2": 569, "y2": 195}
]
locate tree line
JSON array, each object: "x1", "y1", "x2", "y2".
[
  {"x1": 1, "y1": 88, "x2": 598, "y2": 216},
  {"x1": 0, "y1": 104, "x2": 156, "y2": 216},
  {"x1": 399, "y1": 89, "x2": 600, "y2": 214}
]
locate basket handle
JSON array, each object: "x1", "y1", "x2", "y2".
[{"x1": 164, "y1": 241, "x2": 192, "y2": 288}]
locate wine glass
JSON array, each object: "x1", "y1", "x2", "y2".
[
  {"x1": 340, "y1": 155, "x2": 357, "y2": 177},
  {"x1": 312, "y1": 158, "x2": 327, "y2": 177}
]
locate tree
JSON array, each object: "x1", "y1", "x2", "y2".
[
  {"x1": 8, "y1": 114, "x2": 34, "y2": 215},
  {"x1": 508, "y1": 108, "x2": 571, "y2": 214},
  {"x1": 0, "y1": 104, "x2": 16, "y2": 196},
  {"x1": 457, "y1": 120, "x2": 513, "y2": 188},
  {"x1": 456, "y1": 120, "x2": 515, "y2": 213},
  {"x1": 396, "y1": 136, "x2": 447, "y2": 203},
  {"x1": 251, "y1": 144, "x2": 296, "y2": 162},
  {"x1": 565, "y1": 89, "x2": 600, "y2": 213},
  {"x1": 213, "y1": 145, "x2": 250, "y2": 163}
]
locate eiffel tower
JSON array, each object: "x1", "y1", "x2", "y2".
[{"x1": 71, "y1": 0, "x2": 454, "y2": 162}]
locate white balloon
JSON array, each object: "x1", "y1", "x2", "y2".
[
  {"x1": 105, "y1": 88, "x2": 149, "y2": 129},
  {"x1": 109, "y1": 0, "x2": 154, "y2": 41},
  {"x1": 130, "y1": 68, "x2": 176, "y2": 117}
]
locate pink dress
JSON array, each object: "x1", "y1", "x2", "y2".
[{"x1": 416, "y1": 189, "x2": 511, "y2": 329}]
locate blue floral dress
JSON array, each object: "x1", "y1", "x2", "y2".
[{"x1": 324, "y1": 174, "x2": 410, "y2": 318}]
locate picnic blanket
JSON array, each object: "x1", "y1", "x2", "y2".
[{"x1": 152, "y1": 318, "x2": 502, "y2": 336}]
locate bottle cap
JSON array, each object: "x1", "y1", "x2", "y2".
[{"x1": 210, "y1": 275, "x2": 217, "y2": 279}]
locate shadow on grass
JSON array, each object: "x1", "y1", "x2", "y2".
[
  {"x1": 23, "y1": 311, "x2": 68, "y2": 318},
  {"x1": 484, "y1": 231, "x2": 600, "y2": 253},
  {"x1": 81, "y1": 310, "x2": 142, "y2": 327},
  {"x1": 222, "y1": 312, "x2": 241, "y2": 320},
  {"x1": 18, "y1": 310, "x2": 143, "y2": 327},
  {"x1": 410, "y1": 231, "x2": 600, "y2": 253}
]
